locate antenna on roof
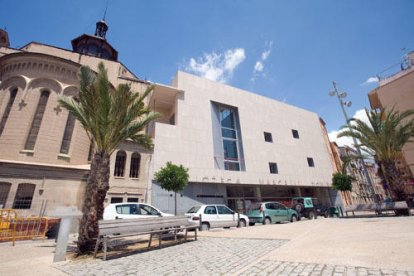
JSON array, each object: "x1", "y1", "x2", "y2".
[{"x1": 103, "y1": 0, "x2": 109, "y2": 21}]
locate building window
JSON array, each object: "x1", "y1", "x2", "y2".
[
  {"x1": 110, "y1": 197, "x2": 123, "y2": 203},
  {"x1": 292, "y1": 129, "x2": 299, "y2": 139},
  {"x1": 220, "y1": 107, "x2": 241, "y2": 171},
  {"x1": 127, "y1": 198, "x2": 139, "y2": 202},
  {"x1": 307, "y1": 157, "x2": 315, "y2": 167},
  {"x1": 264, "y1": 132, "x2": 273, "y2": 142},
  {"x1": 129, "y1": 152, "x2": 141, "y2": 178},
  {"x1": 0, "y1": 182, "x2": 12, "y2": 208},
  {"x1": 114, "y1": 150, "x2": 126, "y2": 177},
  {"x1": 59, "y1": 113, "x2": 76, "y2": 154},
  {"x1": 269, "y1": 162, "x2": 278, "y2": 174},
  {"x1": 25, "y1": 91, "x2": 50, "y2": 150},
  {"x1": 12, "y1": 183, "x2": 35, "y2": 209},
  {"x1": 0, "y1": 88, "x2": 17, "y2": 136}
]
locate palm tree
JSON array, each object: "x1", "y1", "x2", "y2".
[
  {"x1": 59, "y1": 62, "x2": 159, "y2": 254},
  {"x1": 338, "y1": 108, "x2": 414, "y2": 201}
]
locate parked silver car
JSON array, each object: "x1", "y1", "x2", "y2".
[{"x1": 185, "y1": 204, "x2": 249, "y2": 231}]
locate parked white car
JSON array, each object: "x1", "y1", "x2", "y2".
[
  {"x1": 103, "y1": 203, "x2": 174, "y2": 220},
  {"x1": 185, "y1": 204, "x2": 249, "y2": 231}
]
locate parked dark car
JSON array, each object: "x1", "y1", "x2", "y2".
[{"x1": 291, "y1": 197, "x2": 329, "y2": 219}]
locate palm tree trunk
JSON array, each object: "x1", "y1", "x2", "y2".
[
  {"x1": 77, "y1": 151, "x2": 110, "y2": 254},
  {"x1": 381, "y1": 161, "x2": 407, "y2": 201}
]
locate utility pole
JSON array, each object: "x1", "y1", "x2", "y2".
[{"x1": 329, "y1": 81, "x2": 377, "y2": 202}]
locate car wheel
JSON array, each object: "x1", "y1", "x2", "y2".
[
  {"x1": 239, "y1": 219, "x2": 247, "y2": 227},
  {"x1": 290, "y1": 215, "x2": 298, "y2": 222},
  {"x1": 201, "y1": 222, "x2": 210, "y2": 231},
  {"x1": 249, "y1": 222, "x2": 256, "y2": 226},
  {"x1": 293, "y1": 203, "x2": 304, "y2": 213},
  {"x1": 263, "y1": 217, "x2": 271, "y2": 225},
  {"x1": 308, "y1": 211, "x2": 316, "y2": 220}
]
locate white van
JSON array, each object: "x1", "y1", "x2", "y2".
[{"x1": 103, "y1": 203, "x2": 174, "y2": 220}]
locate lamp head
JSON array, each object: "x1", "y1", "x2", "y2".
[{"x1": 329, "y1": 91, "x2": 335, "y2": 96}]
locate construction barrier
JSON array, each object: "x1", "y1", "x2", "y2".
[{"x1": 0, "y1": 209, "x2": 50, "y2": 245}]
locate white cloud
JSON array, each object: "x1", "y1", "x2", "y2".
[
  {"x1": 251, "y1": 41, "x2": 273, "y2": 81},
  {"x1": 254, "y1": 61, "x2": 264, "y2": 72},
  {"x1": 186, "y1": 48, "x2": 245, "y2": 83},
  {"x1": 328, "y1": 108, "x2": 369, "y2": 148},
  {"x1": 261, "y1": 50, "x2": 271, "y2": 61},
  {"x1": 362, "y1": 76, "x2": 379, "y2": 85}
]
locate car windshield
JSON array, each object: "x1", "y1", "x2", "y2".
[{"x1": 187, "y1": 206, "x2": 201, "y2": 213}]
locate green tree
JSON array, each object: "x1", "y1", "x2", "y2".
[
  {"x1": 338, "y1": 108, "x2": 414, "y2": 201},
  {"x1": 154, "y1": 162, "x2": 189, "y2": 215},
  {"x1": 332, "y1": 172, "x2": 353, "y2": 192},
  {"x1": 58, "y1": 63, "x2": 159, "y2": 254}
]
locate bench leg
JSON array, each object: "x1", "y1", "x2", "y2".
[
  {"x1": 174, "y1": 230, "x2": 177, "y2": 242},
  {"x1": 184, "y1": 229, "x2": 188, "y2": 242},
  {"x1": 158, "y1": 233, "x2": 162, "y2": 248},
  {"x1": 148, "y1": 233, "x2": 153, "y2": 247},
  {"x1": 103, "y1": 237, "x2": 108, "y2": 261},
  {"x1": 93, "y1": 236, "x2": 101, "y2": 258}
]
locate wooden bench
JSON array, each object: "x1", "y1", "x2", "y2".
[
  {"x1": 343, "y1": 201, "x2": 410, "y2": 217},
  {"x1": 94, "y1": 216, "x2": 199, "y2": 260}
]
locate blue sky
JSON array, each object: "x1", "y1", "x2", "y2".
[{"x1": 2, "y1": 0, "x2": 413, "y2": 143}]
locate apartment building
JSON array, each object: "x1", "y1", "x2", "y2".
[{"x1": 368, "y1": 51, "x2": 414, "y2": 182}]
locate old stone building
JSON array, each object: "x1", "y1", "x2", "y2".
[{"x1": 0, "y1": 21, "x2": 160, "y2": 216}]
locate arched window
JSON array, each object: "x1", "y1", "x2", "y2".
[
  {"x1": 60, "y1": 113, "x2": 76, "y2": 154},
  {"x1": 12, "y1": 183, "x2": 36, "y2": 209},
  {"x1": 25, "y1": 91, "x2": 50, "y2": 150},
  {"x1": 0, "y1": 88, "x2": 17, "y2": 136},
  {"x1": 129, "y1": 152, "x2": 141, "y2": 178},
  {"x1": 114, "y1": 151, "x2": 126, "y2": 177},
  {"x1": 0, "y1": 182, "x2": 12, "y2": 208}
]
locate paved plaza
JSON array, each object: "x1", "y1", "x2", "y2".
[{"x1": 1, "y1": 216, "x2": 414, "y2": 275}]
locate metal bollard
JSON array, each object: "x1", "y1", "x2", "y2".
[{"x1": 237, "y1": 213, "x2": 240, "y2": 228}]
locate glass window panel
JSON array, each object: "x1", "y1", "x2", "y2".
[
  {"x1": 220, "y1": 109, "x2": 235, "y2": 129},
  {"x1": 224, "y1": 161, "x2": 240, "y2": 171},
  {"x1": 223, "y1": 140, "x2": 238, "y2": 159},
  {"x1": 111, "y1": 197, "x2": 123, "y2": 204},
  {"x1": 204, "y1": 206, "x2": 217, "y2": 214},
  {"x1": 221, "y1": 128, "x2": 236, "y2": 139},
  {"x1": 217, "y1": 206, "x2": 233, "y2": 214}
]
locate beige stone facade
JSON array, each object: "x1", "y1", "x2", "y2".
[{"x1": 0, "y1": 24, "x2": 153, "y2": 216}]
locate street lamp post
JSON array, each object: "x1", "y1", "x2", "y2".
[{"x1": 329, "y1": 81, "x2": 377, "y2": 202}]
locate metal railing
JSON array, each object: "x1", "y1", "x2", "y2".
[{"x1": 0, "y1": 209, "x2": 49, "y2": 245}]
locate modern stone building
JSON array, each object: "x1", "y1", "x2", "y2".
[
  {"x1": 0, "y1": 20, "x2": 337, "y2": 217},
  {"x1": 150, "y1": 71, "x2": 336, "y2": 214},
  {"x1": 368, "y1": 51, "x2": 414, "y2": 184}
]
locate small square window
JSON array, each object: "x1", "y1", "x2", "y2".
[
  {"x1": 292, "y1": 129, "x2": 299, "y2": 139},
  {"x1": 269, "y1": 162, "x2": 278, "y2": 174},
  {"x1": 307, "y1": 157, "x2": 315, "y2": 167},
  {"x1": 264, "y1": 132, "x2": 273, "y2": 142}
]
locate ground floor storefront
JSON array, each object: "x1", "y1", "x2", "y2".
[{"x1": 151, "y1": 182, "x2": 340, "y2": 215}]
